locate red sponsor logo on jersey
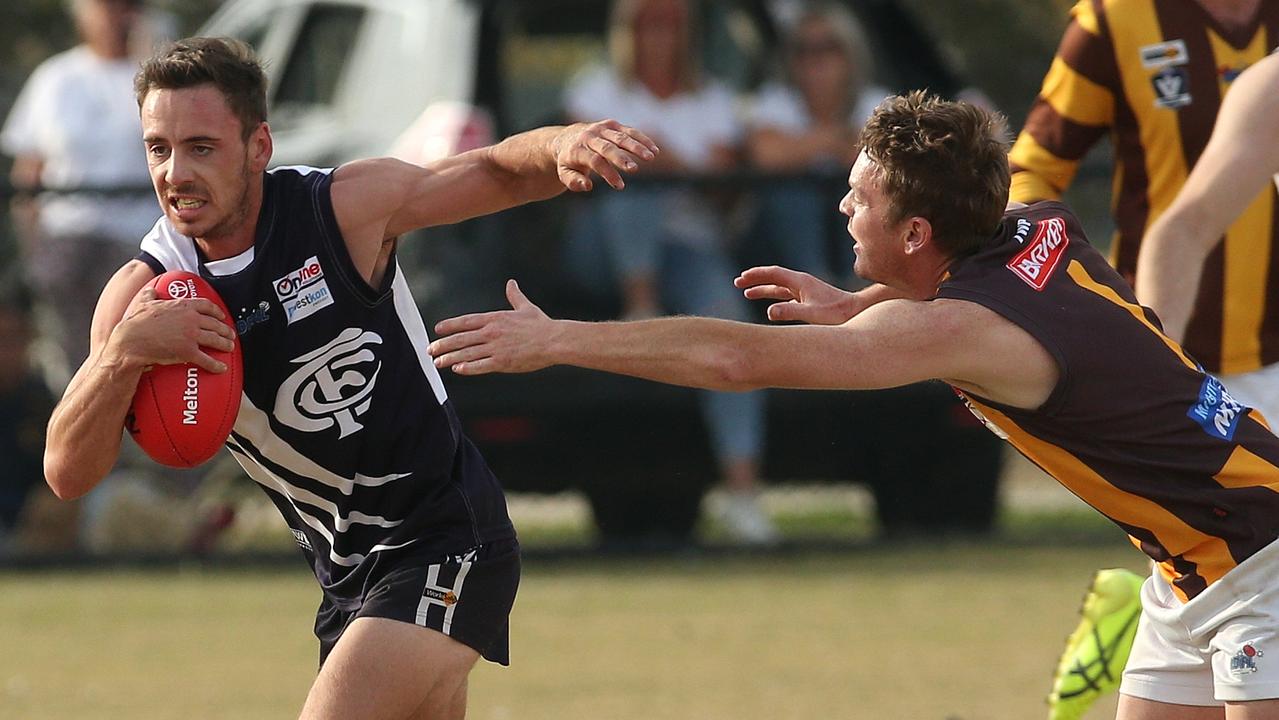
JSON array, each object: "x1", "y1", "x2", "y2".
[{"x1": 1007, "y1": 217, "x2": 1068, "y2": 291}]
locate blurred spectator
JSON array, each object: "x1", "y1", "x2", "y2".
[
  {"x1": 1, "y1": 0, "x2": 162, "y2": 385},
  {"x1": 745, "y1": 1, "x2": 887, "y2": 282},
  {"x1": 564, "y1": 0, "x2": 777, "y2": 544},
  {"x1": 0, "y1": 278, "x2": 56, "y2": 552}
]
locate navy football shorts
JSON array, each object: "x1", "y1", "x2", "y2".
[{"x1": 314, "y1": 537, "x2": 521, "y2": 666}]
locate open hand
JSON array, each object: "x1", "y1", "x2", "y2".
[
  {"x1": 431, "y1": 280, "x2": 555, "y2": 375},
  {"x1": 555, "y1": 119, "x2": 660, "y2": 192},
  {"x1": 735, "y1": 265, "x2": 858, "y2": 326}
]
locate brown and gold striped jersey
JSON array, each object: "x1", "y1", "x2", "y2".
[
  {"x1": 939, "y1": 201, "x2": 1279, "y2": 602},
  {"x1": 1009, "y1": 0, "x2": 1279, "y2": 374}
]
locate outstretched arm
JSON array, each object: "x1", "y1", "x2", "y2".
[
  {"x1": 1135, "y1": 55, "x2": 1279, "y2": 342},
  {"x1": 430, "y1": 280, "x2": 1058, "y2": 410},
  {"x1": 43, "y1": 261, "x2": 236, "y2": 499},
  {"x1": 329, "y1": 120, "x2": 659, "y2": 287},
  {"x1": 735, "y1": 265, "x2": 907, "y2": 324},
  {"x1": 332, "y1": 120, "x2": 658, "y2": 237}
]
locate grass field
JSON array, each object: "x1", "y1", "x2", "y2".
[{"x1": 0, "y1": 540, "x2": 1142, "y2": 720}]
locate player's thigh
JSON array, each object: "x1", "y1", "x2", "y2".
[
  {"x1": 409, "y1": 677, "x2": 468, "y2": 720},
  {"x1": 300, "y1": 616, "x2": 480, "y2": 720},
  {"x1": 1117, "y1": 694, "x2": 1223, "y2": 720},
  {"x1": 1226, "y1": 698, "x2": 1279, "y2": 719}
]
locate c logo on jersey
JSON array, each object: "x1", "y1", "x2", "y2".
[{"x1": 275, "y1": 328, "x2": 382, "y2": 438}]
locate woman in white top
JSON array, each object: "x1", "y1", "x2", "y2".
[
  {"x1": 1, "y1": 0, "x2": 166, "y2": 379},
  {"x1": 746, "y1": 1, "x2": 887, "y2": 282},
  {"x1": 563, "y1": 0, "x2": 777, "y2": 544}
]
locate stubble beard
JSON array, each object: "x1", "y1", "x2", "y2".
[{"x1": 199, "y1": 157, "x2": 253, "y2": 243}]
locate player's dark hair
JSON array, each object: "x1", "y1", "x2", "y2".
[
  {"x1": 859, "y1": 91, "x2": 1010, "y2": 257},
  {"x1": 135, "y1": 37, "x2": 268, "y2": 141}
]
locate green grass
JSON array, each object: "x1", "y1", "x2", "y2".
[{"x1": 0, "y1": 542, "x2": 1141, "y2": 720}]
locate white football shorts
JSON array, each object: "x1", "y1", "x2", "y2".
[{"x1": 1120, "y1": 537, "x2": 1279, "y2": 705}]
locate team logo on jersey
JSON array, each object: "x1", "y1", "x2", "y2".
[
  {"x1": 235, "y1": 300, "x2": 271, "y2": 336},
  {"x1": 290, "y1": 528, "x2": 313, "y2": 552},
  {"x1": 275, "y1": 328, "x2": 382, "y2": 438},
  {"x1": 1011, "y1": 217, "x2": 1033, "y2": 245},
  {"x1": 1219, "y1": 63, "x2": 1249, "y2": 83},
  {"x1": 1151, "y1": 66, "x2": 1192, "y2": 109},
  {"x1": 1007, "y1": 216, "x2": 1068, "y2": 290},
  {"x1": 1188, "y1": 375, "x2": 1247, "y2": 441},
  {"x1": 1230, "y1": 644, "x2": 1263, "y2": 675},
  {"x1": 273, "y1": 255, "x2": 334, "y2": 324},
  {"x1": 1140, "y1": 40, "x2": 1188, "y2": 70}
]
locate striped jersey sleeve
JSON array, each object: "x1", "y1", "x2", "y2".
[{"x1": 1010, "y1": 0, "x2": 1116, "y2": 201}]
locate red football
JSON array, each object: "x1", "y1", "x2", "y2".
[{"x1": 127, "y1": 271, "x2": 243, "y2": 468}]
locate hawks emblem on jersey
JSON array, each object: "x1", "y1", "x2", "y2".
[{"x1": 275, "y1": 328, "x2": 383, "y2": 438}]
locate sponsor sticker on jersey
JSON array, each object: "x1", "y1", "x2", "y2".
[
  {"x1": 1007, "y1": 216, "x2": 1068, "y2": 290},
  {"x1": 234, "y1": 300, "x2": 272, "y2": 336},
  {"x1": 273, "y1": 255, "x2": 334, "y2": 324},
  {"x1": 1188, "y1": 375, "x2": 1247, "y2": 441},
  {"x1": 1140, "y1": 40, "x2": 1189, "y2": 69}
]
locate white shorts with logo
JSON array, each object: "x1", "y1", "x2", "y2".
[
  {"x1": 1120, "y1": 538, "x2": 1279, "y2": 705},
  {"x1": 1221, "y1": 362, "x2": 1279, "y2": 428}
]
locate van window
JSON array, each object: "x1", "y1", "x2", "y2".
[{"x1": 274, "y1": 5, "x2": 366, "y2": 109}]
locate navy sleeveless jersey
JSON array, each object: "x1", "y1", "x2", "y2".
[{"x1": 139, "y1": 166, "x2": 514, "y2": 601}]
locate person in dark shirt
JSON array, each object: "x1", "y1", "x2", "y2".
[
  {"x1": 431, "y1": 91, "x2": 1279, "y2": 717},
  {"x1": 0, "y1": 279, "x2": 54, "y2": 549}
]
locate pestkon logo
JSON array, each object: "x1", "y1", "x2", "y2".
[
  {"x1": 273, "y1": 255, "x2": 334, "y2": 324},
  {"x1": 275, "y1": 328, "x2": 382, "y2": 438},
  {"x1": 1007, "y1": 217, "x2": 1068, "y2": 290}
]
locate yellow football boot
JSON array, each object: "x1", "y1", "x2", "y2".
[{"x1": 1047, "y1": 568, "x2": 1145, "y2": 720}]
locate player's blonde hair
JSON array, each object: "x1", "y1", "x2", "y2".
[
  {"x1": 607, "y1": 0, "x2": 703, "y2": 91},
  {"x1": 783, "y1": 1, "x2": 874, "y2": 110}
]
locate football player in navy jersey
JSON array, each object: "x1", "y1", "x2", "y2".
[
  {"x1": 42, "y1": 37, "x2": 658, "y2": 720},
  {"x1": 433, "y1": 91, "x2": 1279, "y2": 719}
]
